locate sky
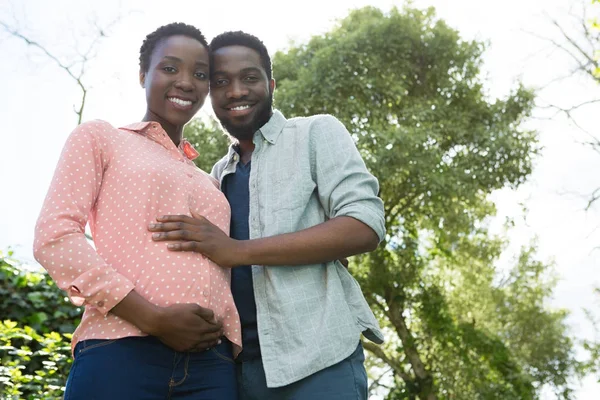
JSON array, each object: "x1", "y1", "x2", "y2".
[{"x1": 1, "y1": 0, "x2": 599, "y2": 398}]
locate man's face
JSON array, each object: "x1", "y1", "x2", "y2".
[{"x1": 210, "y1": 45, "x2": 275, "y2": 141}]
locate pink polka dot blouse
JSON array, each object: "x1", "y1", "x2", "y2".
[{"x1": 33, "y1": 120, "x2": 241, "y2": 354}]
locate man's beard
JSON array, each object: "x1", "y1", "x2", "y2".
[{"x1": 219, "y1": 94, "x2": 273, "y2": 142}]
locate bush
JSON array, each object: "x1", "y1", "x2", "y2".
[{"x1": 0, "y1": 250, "x2": 79, "y2": 399}]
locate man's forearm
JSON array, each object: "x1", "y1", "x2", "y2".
[{"x1": 236, "y1": 216, "x2": 379, "y2": 267}]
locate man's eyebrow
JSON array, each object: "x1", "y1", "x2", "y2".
[
  {"x1": 211, "y1": 67, "x2": 263, "y2": 76},
  {"x1": 240, "y1": 67, "x2": 262, "y2": 74}
]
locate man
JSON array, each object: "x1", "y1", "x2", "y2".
[{"x1": 150, "y1": 31, "x2": 385, "y2": 399}]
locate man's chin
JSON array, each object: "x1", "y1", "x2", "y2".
[{"x1": 221, "y1": 120, "x2": 255, "y2": 141}]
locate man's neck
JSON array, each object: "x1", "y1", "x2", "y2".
[{"x1": 238, "y1": 139, "x2": 255, "y2": 165}]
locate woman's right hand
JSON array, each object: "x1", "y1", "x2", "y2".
[
  {"x1": 111, "y1": 291, "x2": 223, "y2": 352},
  {"x1": 147, "y1": 303, "x2": 224, "y2": 352}
]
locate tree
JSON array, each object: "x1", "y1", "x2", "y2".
[
  {"x1": 184, "y1": 117, "x2": 231, "y2": 173},
  {"x1": 0, "y1": 14, "x2": 122, "y2": 124},
  {"x1": 534, "y1": 0, "x2": 600, "y2": 209},
  {"x1": 270, "y1": 6, "x2": 577, "y2": 399}
]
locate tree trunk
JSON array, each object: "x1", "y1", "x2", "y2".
[{"x1": 388, "y1": 299, "x2": 437, "y2": 400}]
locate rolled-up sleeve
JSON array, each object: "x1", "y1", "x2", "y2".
[
  {"x1": 33, "y1": 121, "x2": 134, "y2": 314},
  {"x1": 310, "y1": 115, "x2": 386, "y2": 241}
]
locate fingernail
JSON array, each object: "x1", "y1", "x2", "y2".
[
  {"x1": 152, "y1": 233, "x2": 160, "y2": 239},
  {"x1": 149, "y1": 223, "x2": 156, "y2": 229},
  {"x1": 167, "y1": 244, "x2": 175, "y2": 249}
]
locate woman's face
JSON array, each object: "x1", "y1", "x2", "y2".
[{"x1": 140, "y1": 35, "x2": 209, "y2": 128}]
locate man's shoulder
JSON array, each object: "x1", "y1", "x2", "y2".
[
  {"x1": 281, "y1": 113, "x2": 347, "y2": 140},
  {"x1": 286, "y1": 113, "x2": 341, "y2": 128},
  {"x1": 211, "y1": 153, "x2": 230, "y2": 179}
]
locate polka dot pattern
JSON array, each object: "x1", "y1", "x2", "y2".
[{"x1": 33, "y1": 120, "x2": 241, "y2": 354}]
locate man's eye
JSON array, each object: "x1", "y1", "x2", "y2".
[
  {"x1": 214, "y1": 79, "x2": 228, "y2": 86},
  {"x1": 195, "y1": 72, "x2": 207, "y2": 80},
  {"x1": 244, "y1": 76, "x2": 258, "y2": 82},
  {"x1": 163, "y1": 66, "x2": 177, "y2": 73}
]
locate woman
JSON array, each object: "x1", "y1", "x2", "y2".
[{"x1": 33, "y1": 23, "x2": 241, "y2": 399}]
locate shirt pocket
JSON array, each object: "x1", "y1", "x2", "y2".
[{"x1": 268, "y1": 167, "x2": 312, "y2": 212}]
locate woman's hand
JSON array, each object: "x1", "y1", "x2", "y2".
[
  {"x1": 111, "y1": 291, "x2": 223, "y2": 352},
  {"x1": 147, "y1": 303, "x2": 224, "y2": 352}
]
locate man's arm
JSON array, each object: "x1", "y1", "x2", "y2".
[
  {"x1": 150, "y1": 115, "x2": 384, "y2": 268},
  {"x1": 150, "y1": 214, "x2": 376, "y2": 268}
]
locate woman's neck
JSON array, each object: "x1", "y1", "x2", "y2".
[{"x1": 142, "y1": 111, "x2": 184, "y2": 147}]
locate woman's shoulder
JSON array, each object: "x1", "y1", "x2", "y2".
[{"x1": 71, "y1": 119, "x2": 121, "y2": 138}]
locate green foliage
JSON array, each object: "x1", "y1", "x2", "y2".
[
  {"x1": 0, "y1": 251, "x2": 81, "y2": 334},
  {"x1": 580, "y1": 288, "x2": 600, "y2": 382},
  {"x1": 0, "y1": 250, "x2": 77, "y2": 399},
  {"x1": 272, "y1": 5, "x2": 576, "y2": 399},
  {"x1": 184, "y1": 117, "x2": 231, "y2": 173},
  {"x1": 0, "y1": 321, "x2": 72, "y2": 399}
]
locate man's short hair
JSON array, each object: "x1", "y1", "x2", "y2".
[{"x1": 209, "y1": 31, "x2": 272, "y2": 80}]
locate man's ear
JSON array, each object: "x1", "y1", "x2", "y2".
[
  {"x1": 269, "y1": 79, "x2": 276, "y2": 93},
  {"x1": 139, "y1": 70, "x2": 146, "y2": 88}
]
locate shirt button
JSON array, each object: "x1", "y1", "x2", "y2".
[
  {"x1": 233, "y1": 154, "x2": 239, "y2": 161},
  {"x1": 202, "y1": 290, "x2": 209, "y2": 297},
  {"x1": 97, "y1": 301, "x2": 105, "y2": 308},
  {"x1": 187, "y1": 173, "x2": 193, "y2": 178}
]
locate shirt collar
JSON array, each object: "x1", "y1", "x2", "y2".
[
  {"x1": 120, "y1": 121, "x2": 199, "y2": 161},
  {"x1": 256, "y1": 110, "x2": 286, "y2": 145},
  {"x1": 225, "y1": 110, "x2": 286, "y2": 162}
]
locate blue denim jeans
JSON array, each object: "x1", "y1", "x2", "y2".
[
  {"x1": 64, "y1": 336, "x2": 237, "y2": 400},
  {"x1": 236, "y1": 342, "x2": 368, "y2": 400}
]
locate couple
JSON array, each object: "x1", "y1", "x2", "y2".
[{"x1": 34, "y1": 22, "x2": 385, "y2": 400}]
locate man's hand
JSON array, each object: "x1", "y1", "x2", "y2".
[
  {"x1": 146, "y1": 304, "x2": 223, "y2": 352},
  {"x1": 149, "y1": 214, "x2": 241, "y2": 268}
]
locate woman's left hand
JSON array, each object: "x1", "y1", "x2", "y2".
[{"x1": 149, "y1": 213, "x2": 242, "y2": 268}]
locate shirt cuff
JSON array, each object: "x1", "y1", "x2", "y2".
[
  {"x1": 69, "y1": 267, "x2": 135, "y2": 315},
  {"x1": 335, "y1": 203, "x2": 386, "y2": 242}
]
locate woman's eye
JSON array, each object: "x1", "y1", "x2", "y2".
[
  {"x1": 195, "y1": 72, "x2": 207, "y2": 80},
  {"x1": 162, "y1": 66, "x2": 176, "y2": 73}
]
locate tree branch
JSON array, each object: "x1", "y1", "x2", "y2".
[
  {"x1": 0, "y1": 16, "x2": 122, "y2": 124},
  {"x1": 368, "y1": 366, "x2": 394, "y2": 393},
  {"x1": 363, "y1": 341, "x2": 412, "y2": 384},
  {"x1": 550, "y1": 18, "x2": 599, "y2": 82}
]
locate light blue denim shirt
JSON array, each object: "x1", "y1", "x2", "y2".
[{"x1": 211, "y1": 110, "x2": 385, "y2": 387}]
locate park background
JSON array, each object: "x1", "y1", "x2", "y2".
[{"x1": 1, "y1": 0, "x2": 599, "y2": 398}]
